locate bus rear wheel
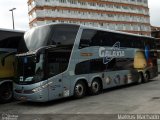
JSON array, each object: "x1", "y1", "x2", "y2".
[
  {"x1": 143, "y1": 72, "x2": 150, "y2": 83},
  {"x1": 137, "y1": 72, "x2": 143, "y2": 84},
  {"x1": 74, "y1": 81, "x2": 86, "y2": 99},
  {"x1": 90, "y1": 79, "x2": 102, "y2": 95}
]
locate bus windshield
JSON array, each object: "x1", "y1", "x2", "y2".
[
  {"x1": 14, "y1": 54, "x2": 44, "y2": 85},
  {"x1": 24, "y1": 24, "x2": 79, "y2": 51}
]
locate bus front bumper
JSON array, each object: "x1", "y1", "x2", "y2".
[
  {"x1": 14, "y1": 84, "x2": 49, "y2": 102},
  {"x1": 14, "y1": 91, "x2": 48, "y2": 102}
]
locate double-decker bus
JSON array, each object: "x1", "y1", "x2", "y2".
[
  {"x1": 13, "y1": 23, "x2": 158, "y2": 102},
  {"x1": 0, "y1": 29, "x2": 26, "y2": 102}
]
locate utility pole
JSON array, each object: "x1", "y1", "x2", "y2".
[{"x1": 9, "y1": 8, "x2": 16, "y2": 30}]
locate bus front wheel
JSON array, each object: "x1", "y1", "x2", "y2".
[
  {"x1": 74, "y1": 81, "x2": 86, "y2": 99},
  {"x1": 0, "y1": 83, "x2": 13, "y2": 103}
]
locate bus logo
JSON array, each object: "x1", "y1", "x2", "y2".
[{"x1": 99, "y1": 42, "x2": 125, "y2": 64}]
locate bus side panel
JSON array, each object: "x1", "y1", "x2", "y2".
[{"x1": 0, "y1": 53, "x2": 15, "y2": 79}]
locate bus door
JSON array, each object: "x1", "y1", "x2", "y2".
[
  {"x1": 46, "y1": 50, "x2": 63, "y2": 100},
  {"x1": 47, "y1": 50, "x2": 70, "y2": 100}
]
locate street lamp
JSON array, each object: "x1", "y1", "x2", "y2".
[{"x1": 9, "y1": 8, "x2": 16, "y2": 30}]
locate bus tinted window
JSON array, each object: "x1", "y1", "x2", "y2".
[
  {"x1": 79, "y1": 29, "x2": 119, "y2": 48},
  {"x1": 0, "y1": 36, "x2": 22, "y2": 49},
  {"x1": 75, "y1": 59, "x2": 106, "y2": 75},
  {"x1": 79, "y1": 29, "x2": 156, "y2": 49},
  {"x1": 113, "y1": 34, "x2": 130, "y2": 48},
  {"x1": 50, "y1": 25, "x2": 79, "y2": 46},
  {"x1": 90, "y1": 59, "x2": 106, "y2": 73},
  {"x1": 79, "y1": 29, "x2": 102, "y2": 48},
  {"x1": 102, "y1": 32, "x2": 117, "y2": 46},
  {"x1": 148, "y1": 38, "x2": 156, "y2": 49},
  {"x1": 47, "y1": 50, "x2": 71, "y2": 77},
  {"x1": 25, "y1": 25, "x2": 79, "y2": 51},
  {"x1": 75, "y1": 61, "x2": 90, "y2": 75},
  {"x1": 75, "y1": 58, "x2": 134, "y2": 75}
]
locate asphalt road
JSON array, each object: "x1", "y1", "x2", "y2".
[{"x1": 1, "y1": 76, "x2": 160, "y2": 120}]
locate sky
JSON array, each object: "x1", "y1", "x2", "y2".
[{"x1": 0, "y1": 0, "x2": 159, "y2": 31}]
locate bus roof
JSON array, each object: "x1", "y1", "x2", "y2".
[
  {"x1": 0, "y1": 28, "x2": 25, "y2": 33},
  {"x1": 0, "y1": 28, "x2": 27, "y2": 52},
  {"x1": 0, "y1": 28, "x2": 25, "y2": 42},
  {"x1": 31, "y1": 23, "x2": 154, "y2": 39}
]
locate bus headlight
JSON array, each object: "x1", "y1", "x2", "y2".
[
  {"x1": 32, "y1": 87, "x2": 42, "y2": 93},
  {"x1": 32, "y1": 82, "x2": 53, "y2": 93}
]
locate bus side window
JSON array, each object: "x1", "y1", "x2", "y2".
[
  {"x1": 90, "y1": 31, "x2": 103, "y2": 46},
  {"x1": 79, "y1": 39, "x2": 91, "y2": 48},
  {"x1": 90, "y1": 59, "x2": 106, "y2": 73},
  {"x1": 79, "y1": 29, "x2": 101, "y2": 49},
  {"x1": 75, "y1": 59, "x2": 106, "y2": 75},
  {"x1": 75, "y1": 61, "x2": 90, "y2": 75},
  {"x1": 138, "y1": 39, "x2": 143, "y2": 49},
  {"x1": 114, "y1": 33, "x2": 128, "y2": 48},
  {"x1": 106, "y1": 58, "x2": 116, "y2": 71},
  {"x1": 149, "y1": 38, "x2": 156, "y2": 49},
  {"x1": 102, "y1": 32, "x2": 114, "y2": 46}
]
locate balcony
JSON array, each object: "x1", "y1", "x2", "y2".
[{"x1": 28, "y1": 0, "x2": 149, "y2": 16}]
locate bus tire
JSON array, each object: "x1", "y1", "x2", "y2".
[
  {"x1": 0, "y1": 83, "x2": 13, "y2": 103},
  {"x1": 74, "y1": 81, "x2": 86, "y2": 99},
  {"x1": 89, "y1": 78, "x2": 102, "y2": 95},
  {"x1": 143, "y1": 72, "x2": 150, "y2": 83},
  {"x1": 137, "y1": 72, "x2": 143, "y2": 84}
]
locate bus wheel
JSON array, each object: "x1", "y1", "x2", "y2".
[
  {"x1": 74, "y1": 81, "x2": 86, "y2": 98},
  {"x1": 137, "y1": 72, "x2": 143, "y2": 84},
  {"x1": 90, "y1": 79, "x2": 102, "y2": 95},
  {"x1": 0, "y1": 84, "x2": 13, "y2": 103},
  {"x1": 143, "y1": 72, "x2": 150, "y2": 83}
]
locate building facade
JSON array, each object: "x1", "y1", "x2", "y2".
[{"x1": 28, "y1": 0, "x2": 151, "y2": 36}]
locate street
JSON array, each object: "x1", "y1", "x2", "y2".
[{"x1": 0, "y1": 75, "x2": 160, "y2": 120}]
